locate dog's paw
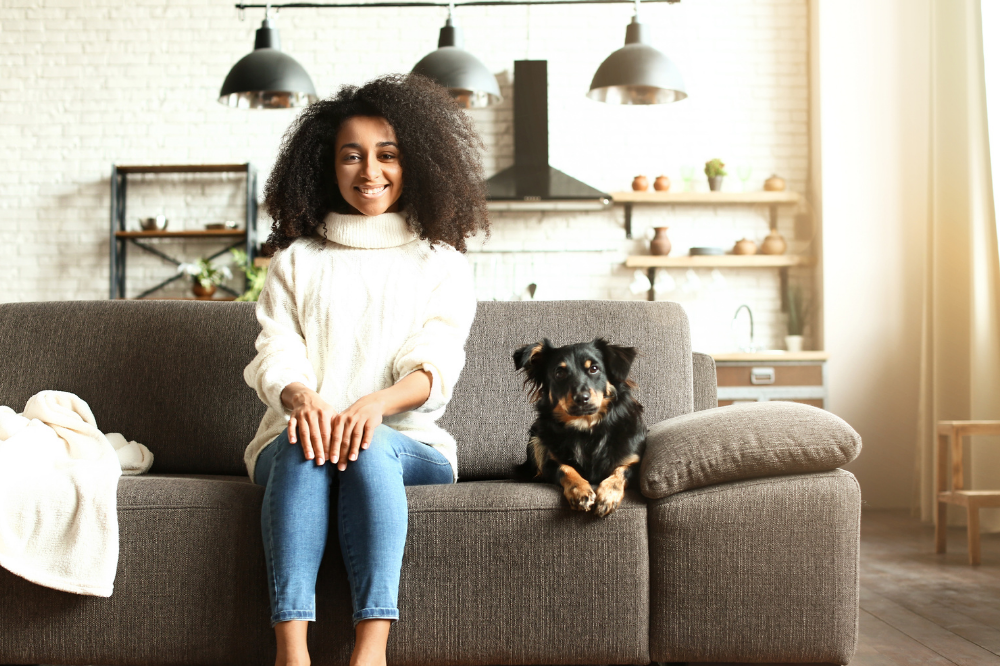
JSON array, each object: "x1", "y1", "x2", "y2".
[
  {"x1": 564, "y1": 483, "x2": 596, "y2": 511},
  {"x1": 594, "y1": 478, "x2": 625, "y2": 517}
]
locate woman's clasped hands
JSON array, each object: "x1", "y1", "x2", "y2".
[{"x1": 281, "y1": 383, "x2": 384, "y2": 471}]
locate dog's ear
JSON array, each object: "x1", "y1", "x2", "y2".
[
  {"x1": 513, "y1": 339, "x2": 552, "y2": 399},
  {"x1": 593, "y1": 337, "x2": 638, "y2": 386}
]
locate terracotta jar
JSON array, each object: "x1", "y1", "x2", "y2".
[
  {"x1": 732, "y1": 238, "x2": 757, "y2": 255},
  {"x1": 632, "y1": 175, "x2": 649, "y2": 192},
  {"x1": 759, "y1": 231, "x2": 787, "y2": 255},
  {"x1": 764, "y1": 174, "x2": 786, "y2": 191},
  {"x1": 653, "y1": 175, "x2": 671, "y2": 192},
  {"x1": 649, "y1": 227, "x2": 672, "y2": 256},
  {"x1": 192, "y1": 283, "x2": 217, "y2": 299}
]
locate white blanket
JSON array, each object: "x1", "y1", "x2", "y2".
[{"x1": 0, "y1": 390, "x2": 153, "y2": 597}]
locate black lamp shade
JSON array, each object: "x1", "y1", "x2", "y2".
[
  {"x1": 587, "y1": 18, "x2": 687, "y2": 104},
  {"x1": 219, "y1": 20, "x2": 318, "y2": 109},
  {"x1": 412, "y1": 21, "x2": 501, "y2": 108}
]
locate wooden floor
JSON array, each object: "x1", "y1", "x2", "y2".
[{"x1": 849, "y1": 509, "x2": 1000, "y2": 666}]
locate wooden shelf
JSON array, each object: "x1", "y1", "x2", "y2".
[
  {"x1": 625, "y1": 254, "x2": 815, "y2": 268},
  {"x1": 610, "y1": 191, "x2": 801, "y2": 205},
  {"x1": 115, "y1": 229, "x2": 247, "y2": 239},
  {"x1": 115, "y1": 164, "x2": 251, "y2": 174},
  {"x1": 116, "y1": 296, "x2": 238, "y2": 301}
]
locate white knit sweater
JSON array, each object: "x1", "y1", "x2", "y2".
[{"x1": 243, "y1": 211, "x2": 477, "y2": 483}]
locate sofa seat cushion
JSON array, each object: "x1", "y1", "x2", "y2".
[
  {"x1": 640, "y1": 401, "x2": 862, "y2": 499},
  {"x1": 387, "y1": 479, "x2": 650, "y2": 665}
]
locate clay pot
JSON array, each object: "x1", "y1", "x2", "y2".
[
  {"x1": 708, "y1": 176, "x2": 724, "y2": 191},
  {"x1": 632, "y1": 175, "x2": 649, "y2": 192},
  {"x1": 653, "y1": 175, "x2": 671, "y2": 192},
  {"x1": 732, "y1": 238, "x2": 757, "y2": 255},
  {"x1": 192, "y1": 282, "x2": 217, "y2": 299},
  {"x1": 764, "y1": 174, "x2": 786, "y2": 191},
  {"x1": 649, "y1": 227, "x2": 672, "y2": 256},
  {"x1": 759, "y1": 232, "x2": 787, "y2": 255}
]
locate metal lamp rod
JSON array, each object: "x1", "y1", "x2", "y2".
[{"x1": 236, "y1": 0, "x2": 677, "y2": 8}]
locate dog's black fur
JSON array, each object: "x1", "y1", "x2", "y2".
[{"x1": 513, "y1": 337, "x2": 646, "y2": 517}]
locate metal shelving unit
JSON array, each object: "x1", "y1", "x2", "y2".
[{"x1": 109, "y1": 163, "x2": 258, "y2": 300}]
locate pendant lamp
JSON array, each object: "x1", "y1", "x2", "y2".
[
  {"x1": 219, "y1": 8, "x2": 318, "y2": 109},
  {"x1": 412, "y1": 9, "x2": 502, "y2": 109},
  {"x1": 587, "y1": 0, "x2": 686, "y2": 105}
]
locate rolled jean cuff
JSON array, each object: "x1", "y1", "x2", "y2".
[
  {"x1": 271, "y1": 609, "x2": 316, "y2": 627},
  {"x1": 352, "y1": 607, "x2": 400, "y2": 625}
]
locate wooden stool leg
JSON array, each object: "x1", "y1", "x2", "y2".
[
  {"x1": 967, "y1": 503, "x2": 981, "y2": 565},
  {"x1": 936, "y1": 500, "x2": 948, "y2": 553}
]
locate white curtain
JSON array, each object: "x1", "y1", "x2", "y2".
[{"x1": 915, "y1": 0, "x2": 1000, "y2": 530}]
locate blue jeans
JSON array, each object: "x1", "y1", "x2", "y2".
[{"x1": 253, "y1": 424, "x2": 453, "y2": 627}]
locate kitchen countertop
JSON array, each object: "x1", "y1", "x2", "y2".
[{"x1": 710, "y1": 351, "x2": 830, "y2": 362}]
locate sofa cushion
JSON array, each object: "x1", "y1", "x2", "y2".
[
  {"x1": 441, "y1": 300, "x2": 693, "y2": 479},
  {"x1": 0, "y1": 300, "x2": 264, "y2": 476},
  {"x1": 639, "y1": 401, "x2": 862, "y2": 499},
  {"x1": 0, "y1": 474, "x2": 650, "y2": 666}
]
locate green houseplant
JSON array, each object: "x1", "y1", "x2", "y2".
[
  {"x1": 177, "y1": 258, "x2": 232, "y2": 299},
  {"x1": 704, "y1": 158, "x2": 727, "y2": 191},
  {"x1": 230, "y1": 248, "x2": 268, "y2": 302},
  {"x1": 785, "y1": 282, "x2": 811, "y2": 352}
]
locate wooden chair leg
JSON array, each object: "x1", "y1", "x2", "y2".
[
  {"x1": 967, "y1": 504, "x2": 981, "y2": 565},
  {"x1": 936, "y1": 500, "x2": 948, "y2": 553}
]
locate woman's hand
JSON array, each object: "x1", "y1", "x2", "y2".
[
  {"x1": 328, "y1": 395, "x2": 385, "y2": 471},
  {"x1": 281, "y1": 383, "x2": 338, "y2": 465}
]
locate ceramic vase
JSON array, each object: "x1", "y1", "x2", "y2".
[
  {"x1": 760, "y1": 231, "x2": 787, "y2": 255},
  {"x1": 733, "y1": 238, "x2": 757, "y2": 255},
  {"x1": 649, "y1": 227, "x2": 672, "y2": 256},
  {"x1": 632, "y1": 175, "x2": 649, "y2": 192},
  {"x1": 708, "y1": 176, "x2": 724, "y2": 191},
  {"x1": 192, "y1": 283, "x2": 216, "y2": 299},
  {"x1": 764, "y1": 174, "x2": 786, "y2": 191},
  {"x1": 785, "y1": 335, "x2": 804, "y2": 352},
  {"x1": 653, "y1": 175, "x2": 671, "y2": 192}
]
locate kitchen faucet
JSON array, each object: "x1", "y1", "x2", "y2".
[{"x1": 732, "y1": 304, "x2": 755, "y2": 352}]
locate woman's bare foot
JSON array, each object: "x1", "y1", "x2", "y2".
[
  {"x1": 275, "y1": 620, "x2": 311, "y2": 666},
  {"x1": 350, "y1": 619, "x2": 391, "y2": 666}
]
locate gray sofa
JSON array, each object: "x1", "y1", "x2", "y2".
[{"x1": 0, "y1": 299, "x2": 860, "y2": 666}]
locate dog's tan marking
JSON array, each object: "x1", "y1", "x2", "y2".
[
  {"x1": 605, "y1": 382, "x2": 617, "y2": 399},
  {"x1": 552, "y1": 391, "x2": 610, "y2": 431},
  {"x1": 558, "y1": 361, "x2": 567, "y2": 368},
  {"x1": 529, "y1": 436, "x2": 548, "y2": 476},
  {"x1": 584, "y1": 359, "x2": 592, "y2": 369},
  {"x1": 557, "y1": 464, "x2": 595, "y2": 511},
  {"x1": 594, "y1": 454, "x2": 640, "y2": 518}
]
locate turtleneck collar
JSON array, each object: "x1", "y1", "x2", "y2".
[{"x1": 319, "y1": 211, "x2": 419, "y2": 249}]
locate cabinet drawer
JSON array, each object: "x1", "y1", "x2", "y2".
[
  {"x1": 718, "y1": 398, "x2": 825, "y2": 409},
  {"x1": 716, "y1": 364, "x2": 823, "y2": 387}
]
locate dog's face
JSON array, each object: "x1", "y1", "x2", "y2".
[{"x1": 513, "y1": 338, "x2": 637, "y2": 429}]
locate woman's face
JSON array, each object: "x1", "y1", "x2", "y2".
[{"x1": 334, "y1": 115, "x2": 404, "y2": 216}]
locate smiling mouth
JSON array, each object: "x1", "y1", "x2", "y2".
[{"x1": 356, "y1": 184, "x2": 389, "y2": 197}]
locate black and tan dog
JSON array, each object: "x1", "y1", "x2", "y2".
[{"x1": 513, "y1": 337, "x2": 646, "y2": 517}]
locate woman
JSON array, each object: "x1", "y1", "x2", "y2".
[{"x1": 243, "y1": 73, "x2": 489, "y2": 666}]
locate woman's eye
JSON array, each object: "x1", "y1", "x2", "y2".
[
  {"x1": 380, "y1": 153, "x2": 396, "y2": 160},
  {"x1": 588, "y1": 364, "x2": 600, "y2": 374}
]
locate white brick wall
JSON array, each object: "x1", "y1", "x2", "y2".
[{"x1": 0, "y1": 0, "x2": 812, "y2": 353}]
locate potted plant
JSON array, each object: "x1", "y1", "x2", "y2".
[
  {"x1": 177, "y1": 258, "x2": 232, "y2": 299},
  {"x1": 785, "y1": 282, "x2": 811, "y2": 352},
  {"x1": 230, "y1": 248, "x2": 268, "y2": 302},
  {"x1": 704, "y1": 158, "x2": 727, "y2": 191}
]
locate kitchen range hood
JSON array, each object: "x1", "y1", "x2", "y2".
[{"x1": 486, "y1": 60, "x2": 610, "y2": 205}]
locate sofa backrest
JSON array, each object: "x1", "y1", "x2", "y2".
[
  {"x1": 444, "y1": 300, "x2": 693, "y2": 479},
  {"x1": 0, "y1": 299, "x2": 693, "y2": 478}
]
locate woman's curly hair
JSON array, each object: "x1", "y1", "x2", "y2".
[{"x1": 262, "y1": 73, "x2": 490, "y2": 253}]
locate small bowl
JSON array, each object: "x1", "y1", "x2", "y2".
[
  {"x1": 139, "y1": 216, "x2": 168, "y2": 231},
  {"x1": 205, "y1": 220, "x2": 239, "y2": 230}
]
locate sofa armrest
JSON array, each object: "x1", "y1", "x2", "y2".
[
  {"x1": 639, "y1": 401, "x2": 862, "y2": 500},
  {"x1": 692, "y1": 352, "x2": 717, "y2": 412}
]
